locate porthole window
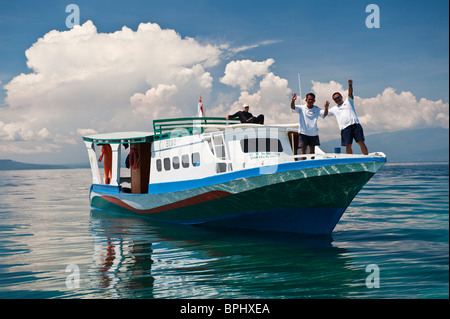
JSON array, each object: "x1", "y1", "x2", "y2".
[
  {"x1": 173, "y1": 156, "x2": 180, "y2": 169},
  {"x1": 163, "y1": 158, "x2": 171, "y2": 171},
  {"x1": 192, "y1": 152, "x2": 200, "y2": 167},
  {"x1": 182, "y1": 154, "x2": 189, "y2": 168},
  {"x1": 156, "y1": 159, "x2": 162, "y2": 172}
]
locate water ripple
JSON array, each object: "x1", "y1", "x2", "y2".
[{"x1": 0, "y1": 164, "x2": 448, "y2": 299}]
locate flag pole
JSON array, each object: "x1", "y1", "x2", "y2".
[
  {"x1": 297, "y1": 73, "x2": 302, "y2": 101},
  {"x1": 197, "y1": 94, "x2": 205, "y2": 133}
]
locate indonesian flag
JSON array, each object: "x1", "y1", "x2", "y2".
[{"x1": 198, "y1": 95, "x2": 205, "y2": 117}]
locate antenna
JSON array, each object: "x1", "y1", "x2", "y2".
[{"x1": 297, "y1": 73, "x2": 302, "y2": 101}]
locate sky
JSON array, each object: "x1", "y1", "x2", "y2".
[{"x1": 0, "y1": 0, "x2": 448, "y2": 164}]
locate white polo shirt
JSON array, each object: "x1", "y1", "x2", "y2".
[
  {"x1": 328, "y1": 97, "x2": 360, "y2": 131},
  {"x1": 292, "y1": 104, "x2": 325, "y2": 136}
]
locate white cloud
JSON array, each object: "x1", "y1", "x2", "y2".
[
  {"x1": 356, "y1": 88, "x2": 449, "y2": 132},
  {"x1": 129, "y1": 83, "x2": 181, "y2": 118},
  {"x1": 310, "y1": 81, "x2": 344, "y2": 102},
  {"x1": 209, "y1": 59, "x2": 292, "y2": 124},
  {"x1": 228, "y1": 40, "x2": 281, "y2": 54},
  {"x1": 220, "y1": 59, "x2": 275, "y2": 91},
  {"x1": 311, "y1": 81, "x2": 449, "y2": 141},
  {"x1": 77, "y1": 128, "x2": 98, "y2": 136},
  {"x1": 0, "y1": 120, "x2": 34, "y2": 141},
  {"x1": 1, "y1": 20, "x2": 222, "y2": 162},
  {"x1": 37, "y1": 127, "x2": 51, "y2": 140},
  {"x1": 255, "y1": 72, "x2": 292, "y2": 123},
  {"x1": 0, "y1": 139, "x2": 61, "y2": 155}
]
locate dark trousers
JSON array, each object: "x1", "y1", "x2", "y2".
[{"x1": 245, "y1": 114, "x2": 264, "y2": 124}]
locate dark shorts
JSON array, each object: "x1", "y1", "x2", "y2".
[
  {"x1": 341, "y1": 123, "x2": 365, "y2": 146},
  {"x1": 298, "y1": 134, "x2": 320, "y2": 147}
]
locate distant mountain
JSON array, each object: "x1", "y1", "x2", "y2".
[
  {"x1": 0, "y1": 159, "x2": 69, "y2": 170},
  {"x1": 321, "y1": 127, "x2": 449, "y2": 162}
]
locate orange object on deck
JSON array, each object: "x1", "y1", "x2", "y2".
[{"x1": 98, "y1": 144, "x2": 112, "y2": 184}]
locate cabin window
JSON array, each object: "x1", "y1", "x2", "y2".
[
  {"x1": 240, "y1": 138, "x2": 283, "y2": 153},
  {"x1": 163, "y1": 158, "x2": 171, "y2": 171},
  {"x1": 182, "y1": 154, "x2": 190, "y2": 168},
  {"x1": 156, "y1": 154, "x2": 198, "y2": 171},
  {"x1": 213, "y1": 135, "x2": 226, "y2": 159},
  {"x1": 173, "y1": 156, "x2": 180, "y2": 169},
  {"x1": 156, "y1": 159, "x2": 162, "y2": 172},
  {"x1": 207, "y1": 139, "x2": 214, "y2": 155},
  {"x1": 216, "y1": 162, "x2": 227, "y2": 173},
  {"x1": 192, "y1": 152, "x2": 200, "y2": 167}
]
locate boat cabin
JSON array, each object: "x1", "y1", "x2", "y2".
[{"x1": 83, "y1": 117, "x2": 313, "y2": 194}]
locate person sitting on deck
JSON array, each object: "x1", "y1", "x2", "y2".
[
  {"x1": 98, "y1": 144, "x2": 112, "y2": 184},
  {"x1": 226, "y1": 103, "x2": 264, "y2": 124}
]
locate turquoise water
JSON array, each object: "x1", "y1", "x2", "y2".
[{"x1": 0, "y1": 163, "x2": 448, "y2": 299}]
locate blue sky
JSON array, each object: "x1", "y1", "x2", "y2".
[
  {"x1": 0, "y1": 0, "x2": 448, "y2": 164},
  {"x1": 1, "y1": 0, "x2": 448, "y2": 100}
]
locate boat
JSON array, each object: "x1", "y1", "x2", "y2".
[{"x1": 82, "y1": 117, "x2": 386, "y2": 235}]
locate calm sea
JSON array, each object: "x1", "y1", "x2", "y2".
[{"x1": 0, "y1": 163, "x2": 448, "y2": 300}]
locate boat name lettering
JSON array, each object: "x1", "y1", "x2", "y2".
[
  {"x1": 165, "y1": 139, "x2": 177, "y2": 148},
  {"x1": 249, "y1": 152, "x2": 281, "y2": 160}
]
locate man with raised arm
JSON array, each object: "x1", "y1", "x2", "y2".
[
  {"x1": 327, "y1": 79, "x2": 368, "y2": 155},
  {"x1": 290, "y1": 92, "x2": 329, "y2": 158}
]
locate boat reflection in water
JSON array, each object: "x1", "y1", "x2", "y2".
[
  {"x1": 90, "y1": 211, "x2": 155, "y2": 298},
  {"x1": 88, "y1": 210, "x2": 370, "y2": 299}
]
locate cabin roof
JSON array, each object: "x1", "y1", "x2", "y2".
[{"x1": 82, "y1": 131, "x2": 154, "y2": 144}]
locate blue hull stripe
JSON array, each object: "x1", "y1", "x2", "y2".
[{"x1": 149, "y1": 156, "x2": 385, "y2": 194}]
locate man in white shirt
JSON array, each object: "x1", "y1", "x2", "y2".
[
  {"x1": 290, "y1": 92, "x2": 329, "y2": 157},
  {"x1": 328, "y1": 79, "x2": 368, "y2": 155}
]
